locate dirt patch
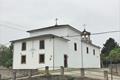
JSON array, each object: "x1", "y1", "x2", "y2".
[{"x1": 19, "y1": 75, "x2": 101, "y2": 80}]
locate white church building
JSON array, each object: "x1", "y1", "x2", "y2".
[{"x1": 11, "y1": 24, "x2": 101, "y2": 69}]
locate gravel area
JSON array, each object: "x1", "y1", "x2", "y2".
[{"x1": 18, "y1": 75, "x2": 101, "y2": 80}]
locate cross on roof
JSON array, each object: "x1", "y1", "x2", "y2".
[
  {"x1": 55, "y1": 18, "x2": 58, "y2": 25},
  {"x1": 83, "y1": 24, "x2": 87, "y2": 30}
]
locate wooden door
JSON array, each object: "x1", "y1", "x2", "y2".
[{"x1": 64, "y1": 55, "x2": 68, "y2": 68}]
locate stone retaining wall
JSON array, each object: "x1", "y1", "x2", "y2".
[{"x1": 0, "y1": 69, "x2": 38, "y2": 79}]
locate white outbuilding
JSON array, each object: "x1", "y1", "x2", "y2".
[{"x1": 11, "y1": 24, "x2": 101, "y2": 69}]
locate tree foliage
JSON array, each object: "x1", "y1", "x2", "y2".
[
  {"x1": 0, "y1": 44, "x2": 13, "y2": 68},
  {"x1": 101, "y1": 38, "x2": 119, "y2": 56},
  {"x1": 108, "y1": 48, "x2": 120, "y2": 63},
  {"x1": 101, "y1": 38, "x2": 119, "y2": 67}
]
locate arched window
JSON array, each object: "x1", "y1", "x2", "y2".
[
  {"x1": 86, "y1": 47, "x2": 89, "y2": 54},
  {"x1": 74, "y1": 43, "x2": 77, "y2": 51}
]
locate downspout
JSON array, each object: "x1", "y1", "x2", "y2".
[
  {"x1": 31, "y1": 40, "x2": 35, "y2": 69},
  {"x1": 31, "y1": 40, "x2": 34, "y2": 57},
  {"x1": 52, "y1": 36, "x2": 55, "y2": 70}
]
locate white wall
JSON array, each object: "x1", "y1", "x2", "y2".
[
  {"x1": 13, "y1": 26, "x2": 101, "y2": 69},
  {"x1": 13, "y1": 37, "x2": 69, "y2": 69},
  {"x1": 64, "y1": 28, "x2": 82, "y2": 68},
  {"x1": 29, "y1": 26, "x2": 84, "y2": 68},
  {"x1": 82, "y1": 42, "x2": 101, "y2": 68},
  {"x1": 13, "y1": 37, "x2": 54, "y2": 69},
  {"x1": 54, "y1": 38, "x2": 68, "y2": 68}
]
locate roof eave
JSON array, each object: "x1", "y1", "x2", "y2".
[
  {"x1": 27, "y1": 24, "x2": 82, "y2": 35},
  {"x1": 27, "y1": 24, "x2": 70, "y2": 32},
  {"x1": 81, "y1": 40, "x2": 101, "y2": 49},
  {"x1": 10, "y1": 34, "x2": 69, "y2": 43}
]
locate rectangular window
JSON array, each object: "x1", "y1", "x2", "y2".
[
  {"x1": 39, "y1": 54, "x2": 45, "y2": 63},
  {"x1": 22, "y1": 42, "x2": 26, "y2": 51},
  {"x1": 21, "y1": 55, "x2": 26, "y2": 64},
  {"x1": 74, "y1": 43, "x2": 77, "y2": 51},
  {"x1": 86, "y1": 47, "x2": 89, "y2": 54},
  {"x1": 39, "y1": 40, "x2": 45, "y2": 49},
  {"x1": 93, "y1": 49, "x2": 95, "y2": 55}
]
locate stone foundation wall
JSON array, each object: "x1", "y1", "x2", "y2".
[{"x1": 0, "y1": 69, "x2": 38, "y2": 79}]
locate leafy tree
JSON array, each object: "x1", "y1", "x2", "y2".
[
  {"x1": 101, "y1": 38, "x2": 119, "y2": 56},
  {"x1": 108, "y1": 48, "x2": 120, "y2": 63},
  {"x1": 101, "y1": 38, "x2": 119, "y2": 67},
  {"x1": 0, "y1": 44, "x2": 13, "y2": 68}
]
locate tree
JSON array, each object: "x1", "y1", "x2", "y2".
[
  {"x1": 0, "y1": 44, "x2": 13, "y2": 68},
  {"x1": 101, "y1": 38, "x2": 119, "y2": 67},
  {"x1": 108, "y1": 48, "x2": 120, "y2": 63},
  {"x1": 101, "y1": 38, "x2": 119, "y2": 56}
]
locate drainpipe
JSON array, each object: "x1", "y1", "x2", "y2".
[
  {"x1": 52, "y1": 36, "x2": 55, "y2": 70},
  {"x1": 31, "y1": 40, "x2": 34, "y2": 57}
]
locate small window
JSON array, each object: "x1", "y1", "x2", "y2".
[
  {"x1": 39, "y1": 54, "x2": 45, "y2": 63},
  {"x1": 22, "y1": 42, "x2": 26, "y2": 51},
  {"x1": 21, "y1": 55, "x2": 26, "y2": 64},
  {"x1": 93, "y1": 49, "x2": 95, "y2": 55},
  {"x1": 86, "y1": 47, "x2": 89, "y2": 54},
  {"x1": 74, "y1": 43, "x2": 77, "y2": 51},
  {"x1": 39, "y1": 40, "x2": 45, "y2": 49}
]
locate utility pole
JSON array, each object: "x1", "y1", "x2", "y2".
[
  {"x1": 81, "y1": 41, "x2": 83, "y2": 68},
  {"x1": 80, "y1": 24, "x2": 87, "y2": 68}
]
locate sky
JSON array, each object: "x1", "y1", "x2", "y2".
[{"x1": 0, "y1": 0, "x2": 120, "y2": 47}]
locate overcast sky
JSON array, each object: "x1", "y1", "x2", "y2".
[{"x1": 0, "y1": 0, "x2": 120, "y2": 47}]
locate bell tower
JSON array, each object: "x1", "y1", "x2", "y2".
[{"x1": 81, "y1": 29, "x2": 92, "y2": 43}]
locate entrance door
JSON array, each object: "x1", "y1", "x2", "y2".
[{"x1": 64, "y1": 55, "x2": 68, "y2": 68}]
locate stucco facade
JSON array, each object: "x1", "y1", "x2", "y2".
[{"x1": 12, "y1": 25, "x2": 100, "y2": 69}]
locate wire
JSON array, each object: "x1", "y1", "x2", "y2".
[
  {"x1": 0, "y1": 23, "x2": 120, "y2": 46},
  {"x1": 0, "y1": 23, "x2": 119, "y2": 36},
  {"x1": 60, "y1": 31, "x2": 120, "y2": 38},
  {"x1": 0, "y1": 24, "x2": 27, "y2": 32},
  {"x1": 2, "y1": 42, "x2": 10, "y2": 46},
  {"x1": 0, "y1": 21, "x2": 30, "y2": 29},
  {"x1": 91, "y1": 31, "x2": 120, "y2": 35},
  {"x1": 0, "y1": 22, "x2": 119, "y2": 36},
  {"x1": 1, "y1": 30, "x2": 120, "y2": 46}
]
